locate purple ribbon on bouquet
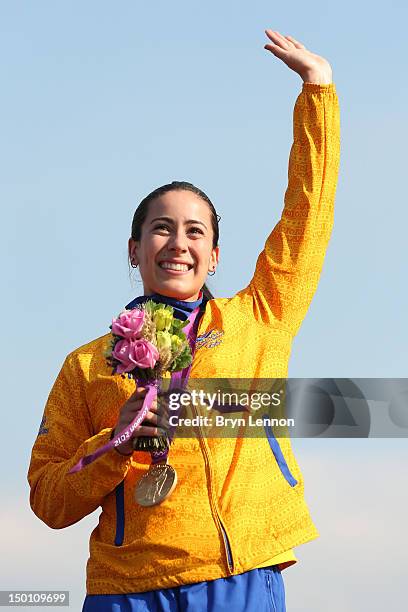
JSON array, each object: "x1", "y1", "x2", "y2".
[{"x1": 68, "y1": 306, "x2": 202, "y2": 475}]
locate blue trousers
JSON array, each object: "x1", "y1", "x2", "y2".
[{"x1": 82, "y1": 566, "x2": 286, "y2": 611}]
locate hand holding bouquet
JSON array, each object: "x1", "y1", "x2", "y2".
[
  {"x1": 106, "y1": 300, "x2": 193, "y2": 453},
  {"x1": 69, "y1": 300, "x2": 196, "y2": 474}
]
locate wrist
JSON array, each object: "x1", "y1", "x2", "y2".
[{"x1": 301, "y1": 70, "x2": 333, "y2": 85}]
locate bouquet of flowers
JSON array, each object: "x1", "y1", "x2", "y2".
[
  {"x1": 68, "y1": 300, "x2": 197, "y2": 478},
  {"x1": 105, "y1": 300, "x2": 193, "y2": 451}
]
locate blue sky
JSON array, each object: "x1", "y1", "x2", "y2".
[{"x1": 1, "y1": 1, "x2": 407, "y2": 610}]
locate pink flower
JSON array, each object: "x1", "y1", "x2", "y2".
[
  {"x1": 111, "y1": 309, "x2": 145, "y2": 340},
  {"x1": 112, "y1": 338, "x2": 159, "y2": 374}
]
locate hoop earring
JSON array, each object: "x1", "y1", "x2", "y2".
[
  {"x1": 208, "y1": 269, "x2": 216, "y2": 276},
  {"x1": 131, "y1": 261, "x2": 138, "y2": 268}
]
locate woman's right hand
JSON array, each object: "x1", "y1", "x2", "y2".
[{"x1": 112, "y1": 386, "x2": 166, "y2": 456}]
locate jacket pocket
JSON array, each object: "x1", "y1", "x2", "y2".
[
  {"x1": 264, "y1": 569, "x2": 278, "y2": 612},
  {"x1": 262, "y1": 414, "x2": 298, "y2": 487},
  {"x1": 262, "y1": 566, "x2": 286, "y2": 612}
]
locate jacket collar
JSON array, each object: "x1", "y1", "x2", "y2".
[{"x1": 125, "y1": 291, "x2": 205, "y2": 321}]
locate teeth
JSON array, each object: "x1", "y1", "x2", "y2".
[{"x1": 160, "y1": 262, "x2": 190, "y2": 271}]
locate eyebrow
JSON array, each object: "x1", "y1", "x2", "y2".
[{"x1": 150, "y1": 216, "x2": 208, "y2": 229}]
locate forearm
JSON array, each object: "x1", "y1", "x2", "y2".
[
  {"x1": 249, "y1": 83, "x2": 340, "y2": 334},
  {"x1": 28, "y1": 353, "x2": 133, "y2": 529},
  {"x1": 28, "y1": 428, "x2": 131, "y2": 529}
]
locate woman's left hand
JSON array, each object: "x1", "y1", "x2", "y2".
[{"x1": 264, "y1": 30, "x2": 332, "y2": 84}]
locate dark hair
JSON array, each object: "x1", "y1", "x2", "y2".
[{"x1": 130, "y1": 181, "x2": 221, "y2": 301}]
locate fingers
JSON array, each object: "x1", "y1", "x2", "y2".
[
  {"x1": 264, "y1": 31, "x2": 290, "y2": 60},
  {"x1": 264, "y1": 30, "x2": 306, "y2": 57},
  {"x1": 144, "y1": 409, "x2": 159, "y2": 424},
  {"x1": 120, "y1": 387, "x2": 170, "y2": 435},
  {"x1": 265, "y1": 30, "x2": 291, "y2": 50},
  {"x1": 129, "y1": 386, "x2": 150, "y2": 401},
  {"x1": 264, "y1": 42, "x2": 288, "y2": 59},
  {"x1": 127, "y1": 406, "x2": 161, "y2": 426},
  {"x1": 128, "y1": 387, "x2": 158, "y2": 410},
  {"x1": 145, "y1": 408, "x2": 170, "y2": 429},
  {"x1": 125, "y1": 399, "x2": 158, "y2": 418},
  {"x1": 284, "y1": 34, "x2": 306, "y2": 49},
  {"x1": 130, "y1": 387, "x2": 168, "y2": 413},
  {"x1": 135, "y1": 424, "x2": 164, "y2": 437}
]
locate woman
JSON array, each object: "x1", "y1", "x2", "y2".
[{"x1": 28, "y1": 30, "x2": 340, "y2": 612}]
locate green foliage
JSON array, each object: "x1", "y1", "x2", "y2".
[
  {"x1": 170, "y1": 318, "x2": 185, "y2": 333},
  {"x1": 170, "y1": 345, "x2": 192, "y2": 372}
]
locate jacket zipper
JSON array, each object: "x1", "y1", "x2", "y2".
[{"x1": 191, "y1": 402, "x2": 235, "y2": 574}]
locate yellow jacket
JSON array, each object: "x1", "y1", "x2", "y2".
[{"x1": 28, "y1": 82, "x2": 340, "y2": 595}]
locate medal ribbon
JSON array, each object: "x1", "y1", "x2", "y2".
[
  {"x1": 149, "y1": 303, "x2": 203, "y2": 465},
  {"x1": 68, "y1": 305, "x2": 203, "y2": 475}
]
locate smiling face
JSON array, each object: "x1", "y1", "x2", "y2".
[{"x1": 128, "y1": 190, "x2": 220, "y2": 301}]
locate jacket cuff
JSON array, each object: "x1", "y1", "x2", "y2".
[
  {"x1": 88, "y1": 428, "x2": 133, "y2": 472},
  {"x1": 302, "y1": 82, "x2": 336, "y2": 94},
  {"x1": 68, "y1": 428, "x2": 132, "y2": 493}
]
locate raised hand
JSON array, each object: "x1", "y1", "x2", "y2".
[{"x1": 264, "y1": 30, "x2": 332, "y2": 84}]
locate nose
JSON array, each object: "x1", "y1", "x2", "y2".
[{"x1": 167, "y1": 228, "x2": 188, "y2": 253}]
